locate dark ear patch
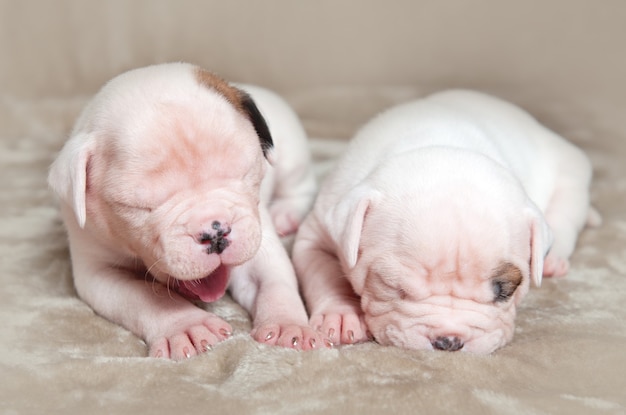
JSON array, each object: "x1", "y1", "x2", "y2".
[
  {"x1": 193, "y1": 66, "x2": 274, "y2": 159},
  {"x1": 491, "y1": 262, "x2": 523, "y2": 303},
  {"x1": 237, "y1": 90, "x2": 274, "y2": 159}
]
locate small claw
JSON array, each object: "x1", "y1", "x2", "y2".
[
  {"x1": 348, "y1": 330, "x2": 354, "y2": 343},
  {"x1": 291, "y1": 337, "x2": 299, "y2": 347},
  {"x1": 155, "y1": 349, "x2": 164, "y2": 359},
  {"x1": 219, "y1": 328, "x2": 232, "y2": 338},
  {"x1": 265, "y1": 331, "x2": 275, "y2": 341},
  {"x1": 328, "y1": 328, "x2": 335, "y2": 340},
  {"x1": 309, "y1": 338, "x2": 317, "y2": 349},
  {"x1": 183, "y1": 347, "x2": 191, "y2": 359},
  {"x1": 324, "y1": 338, "x2": 335, "y2": 348},
  {"x1": 201, "y1": 340, "x2": 212, "y2": 352}
]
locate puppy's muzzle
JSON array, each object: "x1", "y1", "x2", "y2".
[
  {"x1": 431, "y1": 336, "x2": 464, "y2": 352},
  {"x1": 198, "y1": 221, "x2": 231, "y2": 254}
]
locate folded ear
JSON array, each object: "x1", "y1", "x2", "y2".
[
  {"x1": 237, "y1": 89, "x2": 275, "y2": 164},
  {"x1": 48, "y1": 133, "x2": 94, "y2": 228},
  {"x1": 194, "y1": 68, "x2": 275, "y2": 164},
  {"x1": 323, "y1": 185, "x2": 380, "y2": 270},
  {"x1": 526, "y1": 201, "x2": 553, "y2": 287}
]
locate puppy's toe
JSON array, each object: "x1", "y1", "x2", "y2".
[
  {"x1": 271, "y1": 210, "x2": 300, "y2": 237},
  {"x1": 300, "y1": 326, "x2": 324, "y2": 350},
  {"x1": 338, "y1": 313, "x2": 369, "y2": 345},
  {"x1": 543, "y1": 255, "x2": 570, "y2": 277},
  {"x1": 148, "y1": 338, "x2": 171, "y2": 359},
  {"x1": 252, "y1": 324, "x2": 281, "y2": 346},
  {"x1": 187, "y1": 325, "x2": 222, "y2": 354},
  {"x1": 168, "y1": 333, "x2": 198, "y2": 361},
  {"x1": 314, "y1": 313, "x2": 342, "y2": 345},
  {"x1": 274, "y1": 325, "x2": 305, "y2": 349},
  {"x1": 202, "y1": 315, "x2": 233, "y2": 341},
  {"x1": 269, "y1": 197, "x2": 311, "y2": 236}
]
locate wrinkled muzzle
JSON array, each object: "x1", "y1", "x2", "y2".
[
  {"x1": 364, "y1": 299, "x2": 517, "y2": 354},
  {"x1": 136, "y1": 191, "x2": 262, "y2": 281}
]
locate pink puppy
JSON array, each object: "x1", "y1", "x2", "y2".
[
  {"x1": 49, "y1": 62, "x2": 320, "y2": 360},
  {"x1": 293, "y1": 90, "x2": 599, "y2": 354}
]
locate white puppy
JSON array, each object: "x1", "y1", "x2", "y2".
[
  {"x1": 49, "y1": 62, "x2": 321, "y2": 360},
  {"x1": 293, "y1": 90, "x2": 598, "y2": 354}
]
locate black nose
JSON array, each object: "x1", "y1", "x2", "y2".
[
  {"x1": 432, "y1": 336, "x2": 464, "y2": 352},
  {"x1": 199, "y1": 221, "x2": 231, "y2": 254}
]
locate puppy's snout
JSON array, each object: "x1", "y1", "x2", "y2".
[
  {"x1": 198, "y1": 221, "x2": 231, "y2": 254},
  {"x1": 431, "y1": 336, "x2": 464, "y2": 352}
]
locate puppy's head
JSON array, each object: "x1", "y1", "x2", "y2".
[
  {"x1": 325, "y1": 149, "x2": 552, "y2": 354},
  {"x1": 49, "y1": 63, "x2": 274, "y2": 302}
]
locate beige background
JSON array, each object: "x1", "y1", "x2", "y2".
[{"x1": 2, "y1": 0, "x2": 625, "y2": 104}]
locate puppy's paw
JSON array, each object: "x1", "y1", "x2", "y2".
[
  {"x1": 269, "y1": 196, "x2": 313, "y2": 236},
  {"x1": 148, "y1": 314, "x2": 232, "y2": 360},
  {"x1": 310, "y1": 312, "x2": 370, "y2": 347},
  {"x1": 543, "y1": 254, "x2": 570, "y2": 277},
  {"x1": 252, "y1": 323, "x2": 323, "y2": 351},
  {"x1": 271, "y1": 210, "x2": 300, "y2": 237}
]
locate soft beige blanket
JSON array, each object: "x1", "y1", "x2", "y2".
[{"x1": 1, "y1": 1, "x2": 625, "y2": 414}]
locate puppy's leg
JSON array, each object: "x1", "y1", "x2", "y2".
[
  {"x1": 269, "y1": 167, "x2": 316, "y2": 237},
  {"x1": 292, "y1": 217, "x2": 370, "y2": 346},
  {"x1": 266, "y1": 118, "x2": 316, "y2": 237},
  {"x1": 542, "y1": 144, "x2": 597, "y2": 277},
  {"x1": 69, "y1": 238, "x2": 232, "y2": 360},
  {"x1": 229, "y1": 208, "x2": 323, "y2": 349},
  {"x1": 76, "y1": 268, "x2": 233, "y2": 360}
]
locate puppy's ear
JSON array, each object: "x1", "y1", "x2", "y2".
[
  {"x1": 237, "y1": 90, "x2": 275, "y2": 164},
  {"x1": 48, "y1": 133, "x2": 94, "y2": 228},
  {"x1": 194, "y1": 67, "x2": 275, "y2": 162},
  {"x1": 526, "y1": 201, "x2": 553, "y2": 287},
  {"x1": 324, "y1": 185, "x2": 380, "y2": 271}
]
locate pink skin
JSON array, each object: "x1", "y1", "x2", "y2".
[
  {"x1": 542, "y1": 255, "x2": 570, "y2": 277},
  {"x1": 293, "y1": 90, "x2": 596, "y2": 353},
  {"x1": 49, "y1": 63, "x2": 321, "y2": 359},
  {"x1": 294, "y1": 182, "x2": 568, "y2": 353},
  {"x1": 294, "y1": 187, "x2": 539, "y2": 353},
  {"x1": 293, "y1": 218, "x2": 371, "y2": 347}
]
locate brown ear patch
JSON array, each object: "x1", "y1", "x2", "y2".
[
  {"x1": 194, "y1": 67, "x2": 246, "y2": 113},
  {"x1": 194, "y1": 67, "x2": 274, "y2": 158},
  {"x1": 491, "y1": 262, "x2": 523, "y2": 303}
]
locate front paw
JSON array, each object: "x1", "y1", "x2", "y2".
[
  {"x1": 252, "y1": 323, "x2": 324, "y2": 351},
  {"x1": 310, "y1": 312, "x2": 370, "y2": 346},
  {"x1": 543, "y1": 254, "x2": 570, "y2": 277},
  {"x1": 269, "y1": 196, "x2": 312, "y2": 236},
  {"x1": 147, "y1": 313, "x2": 232, "y2": 360}
]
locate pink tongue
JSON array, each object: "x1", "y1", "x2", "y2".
[{"x1": 177, "y1": 265, "x2": 230, "y2": 303}]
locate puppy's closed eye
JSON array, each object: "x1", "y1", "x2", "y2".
[
  {"x1": 491, "y1": 262, "x2": 523, "y2": 303},
  {"x1": 111, "y1": 200, "x2": 154, "y2": 214}
]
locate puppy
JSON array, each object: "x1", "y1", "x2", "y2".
[
  {"x1": 293, "y1": 90, "x2": 599, "y2": 354},
  {"x1": 49, "y1": 62, "x2": 321, "y2": 360}
]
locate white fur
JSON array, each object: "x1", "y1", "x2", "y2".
[
  {"x1": 49, "y1": 63, "x2": 319, "y2": 360},
  {"x1": 293, "y1": 90, "x2": 597, "y2": 353}
]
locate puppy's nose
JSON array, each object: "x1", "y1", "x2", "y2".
[
  {"x1": 431, "y1": 336, "x2": 464, "y2": 352},
  {"x1": 198, "y1": 221, "x2": 231, "y2": 254}
]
